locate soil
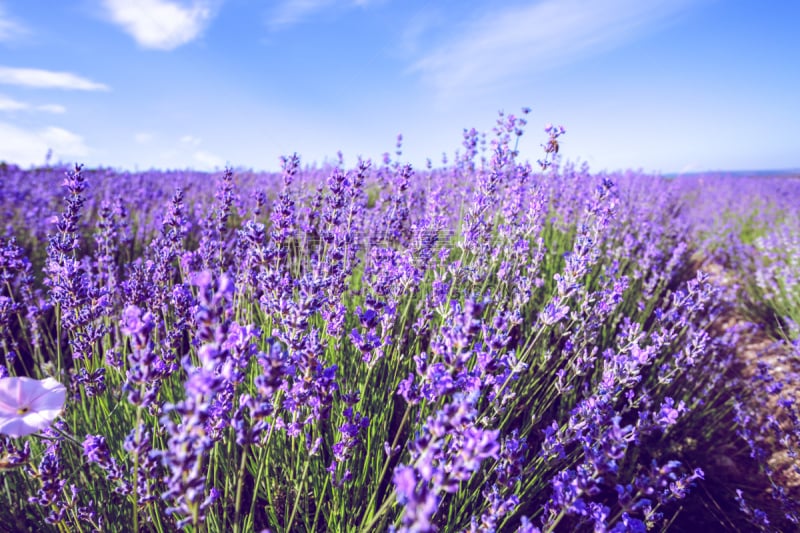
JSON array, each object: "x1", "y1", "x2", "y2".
[{"x1": 682, "y1": 262, "x2": 800, "y2": 531}]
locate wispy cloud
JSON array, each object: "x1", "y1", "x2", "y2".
[
  {"x1": 269, "y1": 0, "x2": 379, "y2": 29},
  {"x1": 0, "y1": 66, "x2": 109, "y2": 90},
  {"x1": 0, "y1": 95, "x2": 66, "y2": 113},
  {"x1": 0, "y1": 122, "x2": 88, "y2": 166},
  {"x1": 0, "y1": 4, "x2": 27, "y2": 42},
  {"x1": 164, "y1": 136, "x2": 224, "y2": 168},
  {"x1": 193, "y1": 149, "x2": 225, "y2": 169},
  {"x1": 0, "y1": 94, "x2": 25, "y2": 111},
  {"x1": 101, "y1": 0, "x2": 217, "y2": 50},
  {"x1": 398, "y1": 10, "x2": 442, "y2": 56},
  {"x1": 37, "y1": 103, "x2": 66, "y2": 114},
  {"x1": 180, "y1": 134, "x2": 202, "y2": 146},
  {"x1": 410, "y1": 0, "x2": 696, "y2": 98}
]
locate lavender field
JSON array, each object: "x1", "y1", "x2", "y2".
[{"x1": 0, "y1": 118, "x2": 798, "y2": 532}]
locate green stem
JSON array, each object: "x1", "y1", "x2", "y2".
[
  {"x1": 132, "y1": 408, "x2": 143, "y2": 533},
  {"x1": 232, "y1": 442, "x2": 251, "y2": 533},
  {"x1": 358, "y1": 406, "x2": 410, "y2": 531},
  {"x1": 285, "y1": 457, "x2": 311, "y2": 532},
  {"x1": 55, "y1": 305, "x2": 63, "y2": 376},
  {"x1": 249, "y1": 422, "x2": 277, "y2": 523},
  {"x1": 359, "y1": 489, "x2": 397, "y2": 533}
]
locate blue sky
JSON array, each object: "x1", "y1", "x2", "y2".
[{"x1": 0, "y1": 0, "x2": 798, "y2": 173}]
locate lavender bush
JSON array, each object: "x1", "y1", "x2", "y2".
[{"x1": 0, "y1": 113, "x2": 798, "y2": 532}]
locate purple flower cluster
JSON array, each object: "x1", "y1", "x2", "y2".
[
  {"x1": 392, "y1": 394, "x2": 500, "y2": 532},
  {"x1": 0, "y1": 114, "x2": 796, "y2": 532}
]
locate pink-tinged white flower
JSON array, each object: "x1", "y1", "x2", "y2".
[{"x1": 0, "y1": 377, "x2": 67, "y2": 438}]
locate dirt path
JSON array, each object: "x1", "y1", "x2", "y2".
[{"x1": 705, "y1": 262, "x2": 799, "y2": 525}]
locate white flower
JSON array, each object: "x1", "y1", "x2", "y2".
[{"x1": 0, "y1": 377, "x2": 66, "y2": 438}]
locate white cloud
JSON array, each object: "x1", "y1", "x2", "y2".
[
  {"x1": 36, "y1": 103, "x2": 66, "y2": 114},
  {"x1": 102, "y1": 0, "x2": 216, "y2": 50},
  {"x1": 0, "y1": 66, "x2": 109, "y2": 90},
  {"x1": 193, "y1": 149, "x2": 225, "y2": 169},
  {"x1": 180, "y1": 134, "x2": 202, "y2": 146},
  {"x1": 0, "y1": 4, "x2": 27, "y2": 42},
  {"x1": 269, "y1": 0, "x2": 378, "y2": 29},
  {"x1": 410, "y1": 0, "x2": 696, "y2": 98},
  {"x1": 134, "y1": 132, "x2": 154, "y2": 144},
  {"x1": 0, "y1": 122, "x2": 89, "y2": 166},
  {"x1": 0, "y1": 95, "x2": 66, "y2": 113},
  {"x1": 0, "y1": 94, "x2": 26, "y2": 111}
]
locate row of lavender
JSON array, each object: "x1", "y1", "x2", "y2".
[
  {"x1": 0, "y1": 118, "x2": 797, "y2": 531},
  {"x1": 691, "y1": 174, "x2": 800, "y2": 530}
]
